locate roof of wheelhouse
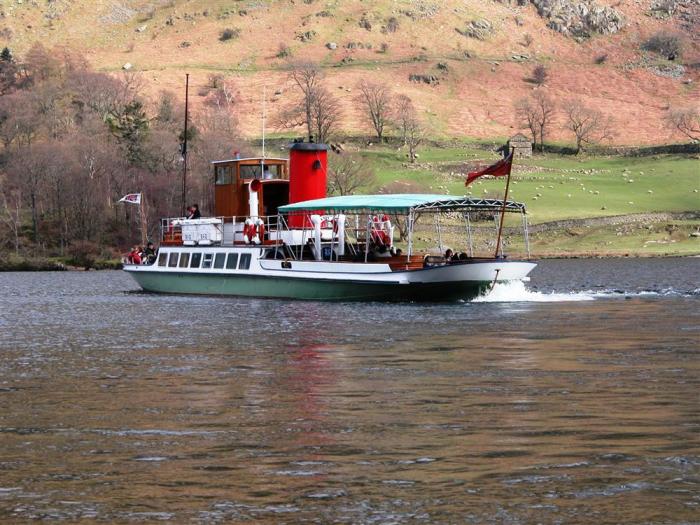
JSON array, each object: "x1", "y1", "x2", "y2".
[{"x1": 211, "y1": 157, "x2": 288, "y2": 164}]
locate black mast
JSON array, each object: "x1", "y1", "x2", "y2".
[{"x1": 181, "y1": 73, "x2": 189, "y2": 215}]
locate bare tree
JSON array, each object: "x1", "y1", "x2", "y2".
[
  {"x1": 29, "y1": 80, "x2": 75, "y2": 139},
  {"x1": 327, "y1": 153, "x2": 376, "y2": 195},
  {"x1": 563, "y1": 100, "x2": 612, "y2": 154},
  {"x1": 533, "y1": 90, "x2": 555, "y2": 153},
  {"x1": 70, "y1": 70, "x2": 125, "y2": 116},
  {"x1": 515, "y1": 97, "x2": 539, "y2": 151},
  {"x1": 23, "y1": 42, "x2": 62, "y2": 83},
  {"x1": 0, "y1": 90, "x2": 41, "y2": 147},
  {"x1": 66, "y1": 136, "x2": 113, "y2": 241},
  {"x1": 515, "y1": 90, "x2": 555, "y2": 152},
  {"x1": 190, "y1": 106, "x2": 244, "y2": 212},
  {"x1": 5, "y1": 143, "x2": 55, "y2": 242},
  {"x1": 286, "y1": 61, "x2": 322, "y2": 142},
  {"x1": 0, "y1": 183, "x2": 22, "y2": 254},
  {"x1": 277, "y1": 61, "x2": 342, "y2": 143},
  {"x1": 357, "y1": 80, "x2": 392, "y2": 142},
  {"x1": 393, "y1": 94, "x2": 424, "y2": 162},
  {"x1": 309, "y1": 86, "x2": 342, "y2": 144},
  {"x1": 70, "y1": 70, "x2": 145, "y2": 120},
  {"x1": 404, "y1": 116, "x2": 424, "y2": 164},
  {"x1": 204, "y1": 77, "x2": 239, "y2": 110},
  {"x1": 666, "y1": 106, "x2": 700, "y2": 141}
]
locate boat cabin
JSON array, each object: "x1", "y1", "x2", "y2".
[{"x1": 213, "y1": 157, "x2": 289, "y2": 217}]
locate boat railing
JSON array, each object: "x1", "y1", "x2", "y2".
[{"x1": 160, "y1": 214, "x2": 287, "y2": 247}]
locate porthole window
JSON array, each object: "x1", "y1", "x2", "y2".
[
  {"x1": 168, "y1": 253, "x2": 179, "y2": 267},
  {"x1": 214, "y1": 253, "x2": 226, "y2": 269},
  {"x1": 239, "y1": 253, "x2": 251, "y2": 270},
  {"x1": 190, "y1": 253, "x2": 202, "y2": 268},
  {"x1": 158, "y1": 253, "x2": 167, "y2": 266},
  {"x1": 202, "y1": 253, "x2": 213, "y2": 269},
  {"x1": 179, "y1": 253, "x2": 190, "y2": 268}
]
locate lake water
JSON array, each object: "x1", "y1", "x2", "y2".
[{"x1": 0, "y1": 258, "x2": 698, "y2": 523}]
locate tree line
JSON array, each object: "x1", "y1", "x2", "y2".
[{"x1": 0, "y1": 44, "x2": 243, "y2": 260}]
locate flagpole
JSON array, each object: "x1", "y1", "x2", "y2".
[
  {"x1": 494, "y1": 150, "x2": 514, "y2": 259},
  {"x1": 181, "y1": 73, "x2": 189, "y2": 216},
  {"x1": 139, "y1": 193, "x2": 148, "y2": 247}
]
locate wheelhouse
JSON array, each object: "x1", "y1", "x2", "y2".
[{"x1": 212, "y1": 157, "x2": 289, "y2": 218}]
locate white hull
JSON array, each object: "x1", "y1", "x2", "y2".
[{"x1": 124, "y1": 246, "x2": 536, "y2": 301}]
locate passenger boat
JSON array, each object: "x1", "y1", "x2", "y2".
[{"x1": 123, "y1": 142, "x2": 536, "y2": 301}]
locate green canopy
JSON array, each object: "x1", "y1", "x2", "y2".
[{"x1": 278, "y1": 194, "x2": 526, "y2": 214}]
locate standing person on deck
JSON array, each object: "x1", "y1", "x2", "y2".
[{"x1": 188, "y1": 204, "x2": 201, "y2": 219}]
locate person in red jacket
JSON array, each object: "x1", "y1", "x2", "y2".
[{"x1": 127, "y1": 246, "x2": 142, "y2": 264}]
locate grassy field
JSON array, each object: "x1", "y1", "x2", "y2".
[
  {"x1": 400, "y1": 216, "x2": 700, "y2": 258},
  {"x1": 359, "y1": 145, "x2": 699, "y2": 223},
  {"x1": 351, "y1": 144, "x2": 700, "y2": 256}
]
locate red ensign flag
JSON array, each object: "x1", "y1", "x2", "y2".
[{"x1": 465, "y1": 151, "x2": 513, "y2": 186}]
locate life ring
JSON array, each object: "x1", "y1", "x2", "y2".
[
  {"x1": 243, "y1": 220, "x2": 254, "y2": 244},
  {"x1": 256, "y1": 220, "x2": 265, "y2": 243},
  {"x1": 381, "y1": 214, "x2": 392, "y2": 246},
  {"x1": 371, "y1": 215, "x2": 388, "y2": 246}
]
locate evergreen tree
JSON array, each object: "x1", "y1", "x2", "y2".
[
  {"x1": 0, "y1": 47, "x2": 13, "y2": 63},
  {"x1": 106, "y1": 100, "x2": 150, "y2": 164}
]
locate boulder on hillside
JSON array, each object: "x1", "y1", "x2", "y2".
[
  {"x1": 650, "y1": 0, "x2": 678, "y2": 19},
  {"x1": 530, "y1": 0, "x2": 624, "y2": 38},
  {"x1": 456, "y1": 18, "x2": 493, "y2": 40}
]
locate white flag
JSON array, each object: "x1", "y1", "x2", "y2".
[{"x1": 118, "y1": 193, "x2": 141, "y2": 205}]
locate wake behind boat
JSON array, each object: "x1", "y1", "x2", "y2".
[{"x1": 123, "y1": 142, "x2": 536, "y2": 301}]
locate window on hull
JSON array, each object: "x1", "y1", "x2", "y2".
[
  {"x1": 190, "y1": 253, "x2": 202, "y2": 268},
  {"x1": 226, "y1": 253, "x2": 239, "y2": 269},
  {"x1": 239, "y1": 253, "x2": 251, "y2": 270}
]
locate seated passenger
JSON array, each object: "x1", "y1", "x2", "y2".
[
  {"x1": 127, "y1": 246, "x2": 142, "y2": 264},
  {"x1": 263, "y1": 166, "x2": 274, "y2": 180},
  {"x1": 444, "y1": 249, "x2": 454, "y2": 262},
  {"x1": 143, "y1": 242, "x2": 157, "y2": 264}
]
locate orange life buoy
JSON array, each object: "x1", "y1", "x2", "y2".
[
  {"x1": 256, "y1": 221, "x2": 265, "y2": 241},
  {"x1": 371, "y1": 215, "x2": 388, "y2": 246},
  {"x1": 243, "y1": 222, "x2": 253, "y2": 244}
]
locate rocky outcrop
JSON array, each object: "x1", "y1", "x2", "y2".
[
  {"x1": 650, "y1": 0, "x2": 678, "y2": 19},
  {"x1": 530, "y1": 0, "x2": 624, "y2": 37},
  {"x1": 456, "y1": 18, "x2": 493, "y2": 40}
]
